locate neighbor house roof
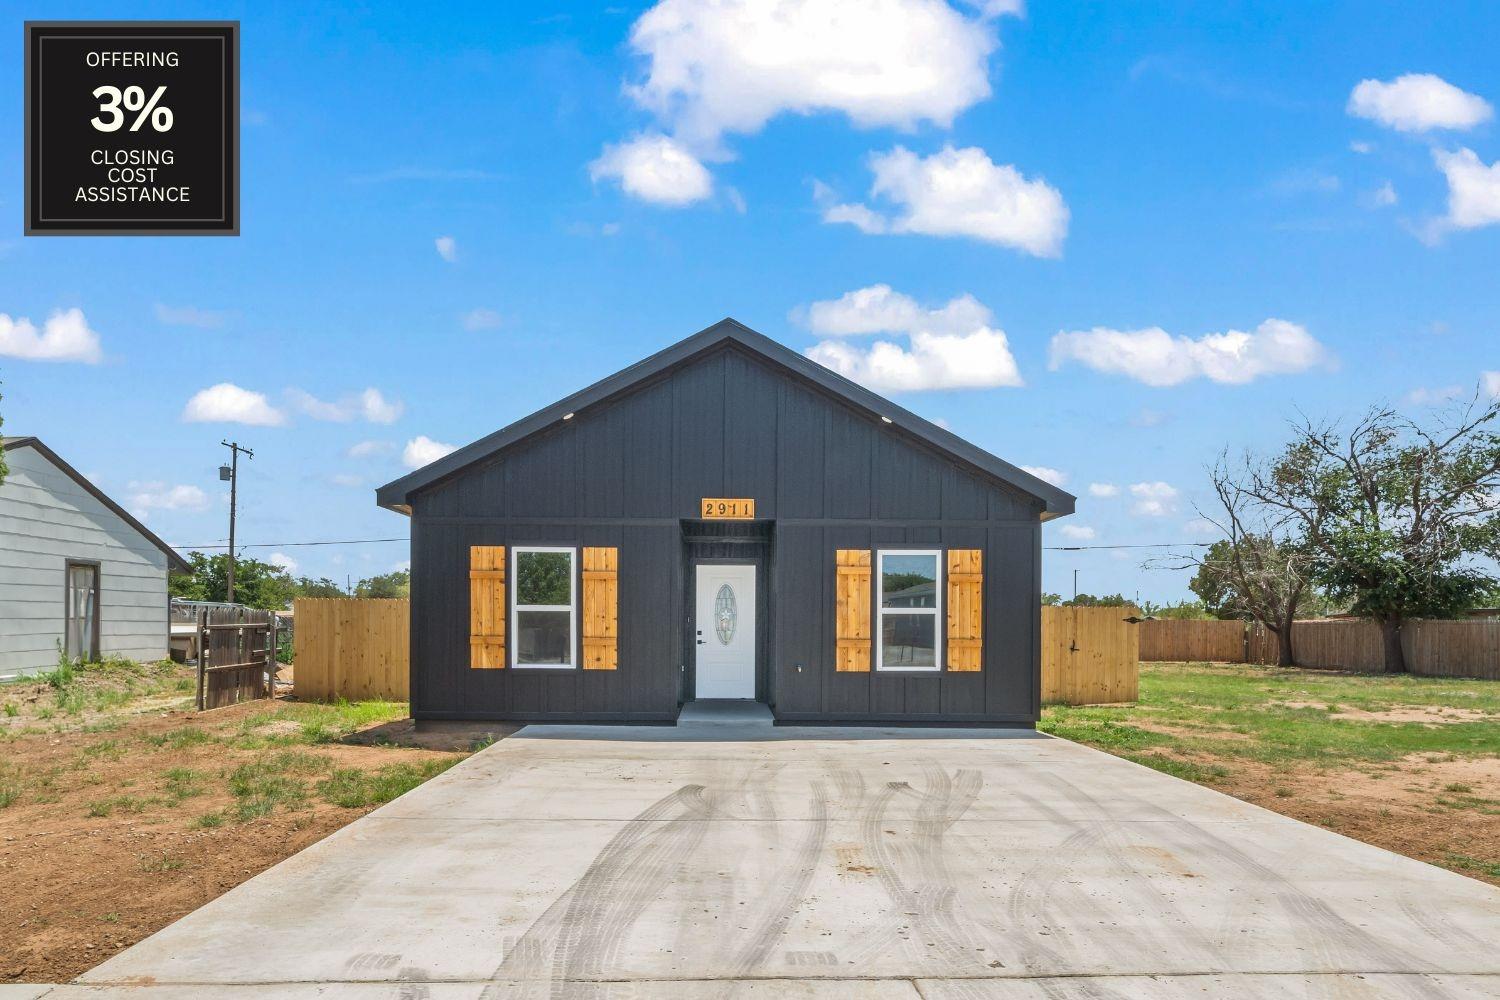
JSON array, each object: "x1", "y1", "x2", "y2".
[
  {"x1": 1, "y1": 436, "x2": 192, "y2": 572},
  {"x1": 375, "y1": 318, "x2": 1076, "y2": 520}
]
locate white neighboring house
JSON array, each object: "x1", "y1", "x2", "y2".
[{"x1": 0, "y1": 436, "x2": 189, "y2": 679}]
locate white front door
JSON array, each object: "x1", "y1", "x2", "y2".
[{"x1": 694, "y1": 564, "x2": 756, "y2": 699}]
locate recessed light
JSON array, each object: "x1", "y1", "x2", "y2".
[
  {"x1": 881, "y1": 416, "x2": 893, "y2": 424},
  {"x1": 562, "y1": 412, "x2": 575, "y2": 420}
]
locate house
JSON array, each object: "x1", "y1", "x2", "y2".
[
  {"x1": 0, "y1": 437, "x2": 189, "y2": 678},
  {"x1": 376, "y1": 320, "x2": 1074, "y2": 726}
]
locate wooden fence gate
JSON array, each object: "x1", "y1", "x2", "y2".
[
  {"x1": 196, "y1": 606, "x2": 276, "y2": 710},
  {"x1": 1041, "y1": 606, "x2": 1139, "y2": 705}
]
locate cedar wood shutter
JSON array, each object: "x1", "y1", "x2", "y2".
[
  {"x1": 582, "y1": 547, "x2": 619, "y2": 670},
  {"x1": 469, "y1": 545, "x2": 506, "y2": 669},
  {"x1": 946, "y1": 549, "x2": 983, "y2": 671},
  {"x1": 835, "y1": 549, "x2": 872, "y2": 672}
]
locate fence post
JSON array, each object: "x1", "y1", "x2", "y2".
[{"x1": 195, "y1": 606, "x2": 206, "y2": 711}]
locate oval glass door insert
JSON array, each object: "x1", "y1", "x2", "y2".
[{"x1": 715, "y1": 584, "x2": 737, "y2": 645}]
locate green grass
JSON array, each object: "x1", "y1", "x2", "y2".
[
  {"x1": 1445, "y1": 853, "x2": 1500, "y2": 880},
  {"x1": 231, "y1": 700, "x2": 408, "y2": 748},
  {"x1": 1041, "y1": 662, "x2": 1500, "y2": 773},
  {"x1": 316, "y1": 758, "x2": 462, "y2": 808},
  {"x1": 226, "y1": 750, "x2": 330, "y2": 821},
  {"x1": 161, "y1": 767, "x2": 210, "y2": 803}
]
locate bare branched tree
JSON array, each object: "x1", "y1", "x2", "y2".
[
  {"x1": 1236, "y1": 393, "x2": 1500, "y2": 672},
  {"x1": 1171, "y1": 451, "x2": 1322, "y2": 666}
]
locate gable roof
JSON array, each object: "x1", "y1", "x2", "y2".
[
  {"x1": 375, "y1": 318, "x2": 1076, "y2": 520},
  {"x1": 1, "y1": 436, "x2": 192, "y2": 572}
]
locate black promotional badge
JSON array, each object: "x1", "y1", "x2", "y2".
[{"x1": 25, "y1": 22, "x2": 238, "y2": 235}]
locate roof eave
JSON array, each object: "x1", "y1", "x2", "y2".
[
  {"x1": 375, "y1": 318, "x2": 1078, "y2": 519},
  {"x1": 1, "y1": 436, "x2": 193, "y2": 573}
]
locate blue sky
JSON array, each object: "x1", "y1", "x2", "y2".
[{"x1": 3, "y1": 0, "x2": 1498, "y2": 600}]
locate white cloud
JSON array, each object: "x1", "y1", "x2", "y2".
[
  {"x1": 725, "y1": 186, "x2": 747, "y2": 214},
  {"x1": 1088, "y1": 482, "x2": 1119, "y2": 498},
  {"x1": 590, "y1": 133, "x2": 712, "y2": 206},
  {"x1": 622, "y1": 0, "x2": 998, "y2": 149},
  {"x1": 268, "y1": 552, "x2": 299, "y2": 575},
  {"x1": 1048, "y1": 318, "x2": 1330, "y2": 387},
  {"x1": 1406, "y1": 384, "x2": 1464, "y2": 406},
  {"x1": 127, "y1": 482, "x2": 209, "y2": 516},
  {"x1": 1022, "y1": 465, "x2": 1067, "y2": 488},
  {"x1": 329, "y1": 473, "x2": 365, "y2": 488},
  {"x1": 0, "y1": 308, "x2": 102, "y2": 363},
  {"x1": 1129, "y1": 481, "x2": 1178, "y2": 517},
  {"x1": 182, "y1": 383, "x2": 287, "y2": 426},
  {"x1": 1183, "y1": 518, "x2": 1220, "y2": 539},
  {"x1": 1350, "y1": 140, "x2": 1374, "y2": 155},
  {"x1": 822, "y1": 201, "x2": 889, "y2": 234},
  {"x1": 461, "y1": 308, "x2": 503, "y2": 331},
  {"x1": 287, "y1": 388, "x2": 403, "y2": 425},
  {"x1": 825, "y1": 146, "x2": 1068, "y2": 257},
  {"x1": 1347, "y1": 74, "x2": 1492, "y2": 133},
  {"x1": 1485, "y1": 371, "x2": 1500, "y2": 398},
  {"x1": 800, "y1": 284, "x2": 990, "y2": 337},
  {"x1": 1364, "y1": 181, "x2": 1398, "y2": 209},
  {"x1": 154, "y1": 303, "x2": 226, "y2": 329},
  {"x1": 403, "y1": 435, "x2": 457, "y2": 469},
  {"x1": 1058, "y1": 524, "x2": 1095, "y2": 541},
  {"x1": 347, "y1": 440, "x2": 394, "y2": 459},
  {"x1": 1432, "y1": 148, "x2": 1500, "y2": 232},
  {"x1": 435, "y1": 236, "x2": 458, "y2": 262},
  {"x1": 798, "y1": 284, "x2": 1022, "y2": 392}
]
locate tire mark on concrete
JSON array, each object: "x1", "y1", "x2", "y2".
[
  {"x1": 1142, "y1": 804, "x2": 1460, "y2": 1000},
  {"x1": 725, "y1": 781, "x2": 830, "y2": 978},
  {"x1": 479, "y1": 783, "x2": 716, "y2": 999}
]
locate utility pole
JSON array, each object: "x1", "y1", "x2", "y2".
[
  {"x1": 219, "y1": 441, "x2": 254, "y2": 603},
  {"x1": 1073, "y1": 568, "x2": 1079, "y2": 602}
]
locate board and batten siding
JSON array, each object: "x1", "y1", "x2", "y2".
[
  {"x1": 0, "y1": 446, "x2": 170, "y2": 677},
  {"x1": 406, "y1": 344, "x2": 1043, "y2": 724}
]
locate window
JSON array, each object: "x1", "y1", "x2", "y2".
[
  {"x1": 512, "y1": 547, "x2": 576, "y2": 668},
  {"x1": 876, "y1": 550, "x2": 941, "y2": 671}
]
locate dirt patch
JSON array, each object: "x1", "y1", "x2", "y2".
[
  {"x1": 0, "y1": 696, "x2": 466, "y2": 984},
  {"x1": 1276, "y1": 701, "x2": 1495, "y2": 724},
  {"x1": 1202, "y1": 754, "x2": 1500, "y2": 886}
]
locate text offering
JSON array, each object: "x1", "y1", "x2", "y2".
[{"x1": 26, "y1": 22, "x2": 238, "y2": 235}]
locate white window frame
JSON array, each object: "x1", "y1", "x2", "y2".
[
  {"x1": 875, "y1": 549, "x2": 942, "y2": 672},
  {"x1": 511, "y1": 546, "x2": 577, "y2": 670}
]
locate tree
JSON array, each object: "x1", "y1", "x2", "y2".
[
  {"x1": 170, "y1": 552, "x2": 299, "y2": 609},
  {"x1": 295, "y1": 577, "x2": 346, "y2": 598},
  {"x1": 1242, "y1": 397, "x2": 1500, "y2": 672},
  {"x1": 1059, "y1": 592, "x2": 1132, "y2": 607},
  {"x1": 355, "y1": 569, "x2": 410, "y2": 599}
]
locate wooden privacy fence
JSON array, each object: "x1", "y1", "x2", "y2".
[
  {"x1": 293, "y1": 598, "x2": 409, "y2": 701},
  {"x1": 1138, "y1": 618, "x2": 1246, "y2": 663},
  {"x1": 1251, "y1": 618, "x2": 1500, "y2": 679},
  {"x1": 197, "y1": 606, "x2": 276, "y2": 710},
  {"x1": 1041, "y1": 606, "x2": 1139, "y2": 705},
  {"x1": 1140, "y1": 615, "x2": 1500, "y2": 679}
]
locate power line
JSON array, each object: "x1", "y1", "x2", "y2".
[{"x1": 173, "y1": 537, "x2": 409, "y2": 550}]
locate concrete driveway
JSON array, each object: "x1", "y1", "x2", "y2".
[{"x1": 35, "y1": 715, "x2": 1500, "y2": 999}]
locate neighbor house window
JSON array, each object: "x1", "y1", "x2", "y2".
[
  {"x1": 876, "y1": 550, "x2": 941, "y2": 671},
  {"x1": 512, "y1": 547, "x2": 576, "y2": 668}
]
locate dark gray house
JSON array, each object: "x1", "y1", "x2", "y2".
[{"x1": 377, "y1": 319, "x2": 1073, "y2": 726}]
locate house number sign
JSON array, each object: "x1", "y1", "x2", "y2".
[{"x1": 700, "y1": 497, "x2": 755, "y2": 520}]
